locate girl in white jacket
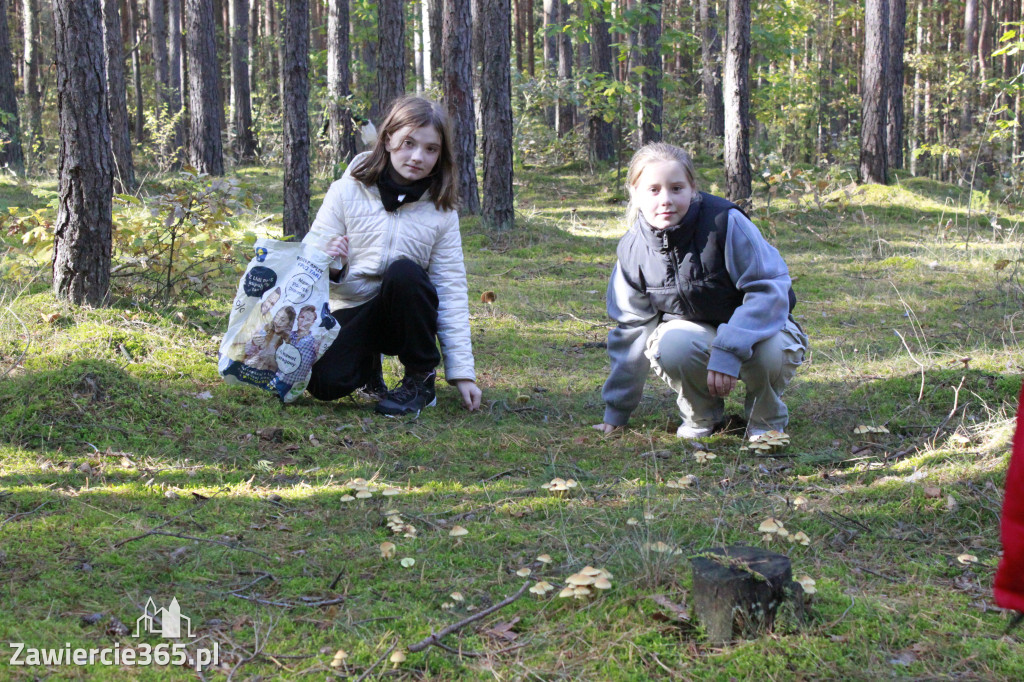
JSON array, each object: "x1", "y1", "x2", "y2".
[{"x1": 302, "y1": 96, "x2": 482, "y2": 415}]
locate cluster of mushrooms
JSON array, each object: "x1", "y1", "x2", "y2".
[
  {"x1": 758, "y1": 517, "x2": 810, "y2": 545},
  {"x1": 740, "y1": 430, "x2": 791, "y2": 454},
  {"x1": 339, "y1": 477, "x2": 402, "y2": 502}
]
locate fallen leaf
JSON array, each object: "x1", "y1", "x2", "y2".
[
  {"x1": 480, "y1": 291, "x2": 497, "y2": 303},
  {"x1": 923, "y1": 486, "x2": 941, "y2": 499},
  {"x1": 42, "y1": 312, "x2": 60, "y2": 324},
  {"x1": 946, "y1": 495, "x2": 959, "y2": 512},
  {"x1": 649, "y1": 594, "x2": 689, "y2": 621}
]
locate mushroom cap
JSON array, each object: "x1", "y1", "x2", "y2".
[
  {"x1": 450, "y1": 591, "x2": 464, "y2": 602},
  {"x1": 797, "y1": 575, "x2": 817, "y2": 594},
  {"x1": 776, "y1": 527, "x2": 790, "y2": 538},
  {"x1": 449, "y1": 525, "x2": 469, "y2": 537},
  {"x1": 382, "y1": 487, "x2": 401, "y2": 496},
  {"x1": 380, "y1": 541, "x2": 396, "y2": 558},
  {"x1": 580, "y1": 566, "x2": 602, "y2": 576},
  {"x1": 516, "y1": 567, "x2": 532, "y2": 577},
  {"x1": 573, "y1": 586, "x2": 592, "y2": 597},
  {"x1": 558, "y1": 586, "x2": 576, "y2": 598},
  {"x1": 758, "y1": 518, "x2": 782, "y2": 533},
  {"x1": 566, "y1": 573, "x2": 596, "y2": 586},
  {"x1": 565, "y1": 479, "x2": 578, "y2": 488},
  {"x1": 400, "y1": 557, "x2": 415, "y2": 567},
  {"x1": 794, "y1": 531, "x2": 811, "y2": 546},
  {"x1": 355, "y1": 490, "x2": 372, "y2": 499},
  {"x1": 530, "y1": 581, "x2": 554, "y2": 595},
  {"x1": 536, "y1": 553, "x2": 553, "y2": 564},
  {"x1": 626, "y1": 517, "x2": 640, "y2": 526},
  {"x1": 340, "y1": 494, "x2": 355, "y2": 502},
  {"x1": 390, "y1": 650, "x2": 407, "y2": 664},
  {"x1": 792, "y1": 496, "x2": 808, "y2": 508},
  {"x1": 593, "y1": 576, "x2": 612, "y2": 590}
]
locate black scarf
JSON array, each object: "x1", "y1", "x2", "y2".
[{"x1": 377, "y1": 167, "x2": 432, "y2": 212}]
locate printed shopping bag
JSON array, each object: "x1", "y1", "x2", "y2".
[{"x1": 218, "y1": 238, "x2": 339, "y2": 402}]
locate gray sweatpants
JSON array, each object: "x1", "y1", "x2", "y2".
[{"x1": 644, "y1": 316, "x2": 808, "y2": 435}]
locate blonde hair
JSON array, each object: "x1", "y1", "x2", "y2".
[
  {"x1": 625, "y1": 143, "x2": 699, "y2": 226},
  {"x1": 350, "y1": 95, "x2": 459, "y2": 212}
]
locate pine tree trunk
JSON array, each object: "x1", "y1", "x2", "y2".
[
  {"x1": 886, "y1": 0, "x2": 906, "y2": 171},
  {"x1": 443, "y1": 0, "x2": 480, "y2": 214},
  {"x1": 0, "y1": 0, "x2": 24, "y2": 175},
  {"x1": 526, "y1": 0, "x2": 534, "y2": 77},
  {"x1": 128, "y1": 0, "x2": 144, "y2": 141},
  {"x1": 910, "y1": 0, "x2": 923, "y2": 176},
  {"x1": 961, "y1": 0, "x2": 978, "y2": 132},
  {"x1": 723, "y1": 0, "x2": 751, "y2": 201},
  {"x1": 588, "y1": 2, "x2": 614, "y2": 162},
  {"x1": 427, "y1": 0, "x2": 443, "y2": 86},
  {"x1": 22, "y1": 0, "x2": 41, "y2": 154},
  {"x1": 103, "y1": 0, "x2": 135, "y2": 189},
  {"x1": 150, "y1": 0, "x2": 170, "y2": 109},
  {"x1": 637, "y1": 0, "x2": 662, "y2": 144},
  {"x1": 860, "y1": 0, "x2": 889, "y2": 184},
  {"x1": 231, "y1": 0, "x2": 257, "y2": 161},
  {"x1": 482, "y1": 0, "x2": 513, "y2": 231},
  {"x1": 555, "y1": 0, "x2": 574, "y2": 135},
  {"x1": 168, "y1": 0, "x2": 184, "y2": 154},
  {"x1": 513, "y1": 0, "x2": 523, "y2": 73},
  {"x1": 53, "y1": 0, "x2": 114, "y2": 307},
  {"x1": 185, "y1": 0, "x2": 224, "y2": 174},
  {"x1": 700, "y1": 0, "x2": 724, "y2": 140},
  {"x1": 542, "y1": 0, "x2": 556, "y2": 127},
  {"x1": 282, "y1": 0, "x2": 309, "y2": 238},
  {"x1": 376, "y1": 0, "x2": 404, "y2": 120},
  {"x1": 328, "y1": 0, "x2": 354, "y2": 167}
]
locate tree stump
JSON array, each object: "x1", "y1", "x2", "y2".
[{"x1": 690, "y1": 545, "x2": 794, "y2": 644}]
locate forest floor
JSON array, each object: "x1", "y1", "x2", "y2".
[{"x1": 1, "y1": 160, "x2": 1024, "y2": 680}]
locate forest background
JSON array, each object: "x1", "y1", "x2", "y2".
[{"x1": 1, "y1": 0, "x2": 1024, "y2": 680}]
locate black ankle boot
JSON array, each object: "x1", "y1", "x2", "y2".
[{"x1": 375, "y1": 371, "x2": 437, "y2": 416}]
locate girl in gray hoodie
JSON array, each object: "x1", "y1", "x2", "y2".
[{"x1": 593, "y1": 143, "x2": 807, "y2": 439}]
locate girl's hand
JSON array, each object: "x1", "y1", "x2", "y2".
[
  {"x1": 455, "y1": 380, "x2": 482, "y2": 411},
  {"x1": 324, "y1": 235, "x2": 349, "y2": 261},
  {"x1": 592, "y1": 423, "x2": 621, "y2": 435},
  {"x1": 707, "y1": 370, "x2": 737, "y2": 398}
]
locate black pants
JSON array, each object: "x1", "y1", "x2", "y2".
[{"x1": 307, "y1": 259, "x2": 440, "y2": 401}]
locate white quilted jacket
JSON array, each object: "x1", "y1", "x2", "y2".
[{"x1": 302, "y1": 153, "x2": 475, "y2": 383}]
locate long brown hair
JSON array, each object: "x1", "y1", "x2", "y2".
[
  {"x1": 625, "y1": 143, "x2": 699, "y2": 226},
  {"x1": 350, "y1": 96, "x2": 459, "y2": 212}
]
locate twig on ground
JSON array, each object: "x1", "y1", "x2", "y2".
[
  {"x1": 354, "y1": 642, "x2": 396, "y2": 682},
  {"x1": 231, "y1": 593, "x2": 345, "y2": 609},
  {"x1": 407, "y1": 581, "x2": 530, "y2": 653},
  {"x1": 479, "y1": 468, "x2": 525, "y2": 483},
  {"x1": 113, "y1": 489, "x2": 226, "y2": 548},
  {"x1": 0, "y1": 501, "x2": 49, "y2": 530},
  {"x1": 130, "y1": 530, "x2": 272, "y2": 560}
]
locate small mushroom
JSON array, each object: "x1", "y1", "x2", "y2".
[
  {"x1": 796, "y1": 575, "x2": 816, "y2": 595},
  {"x1": 449, "y1": 525, "x2": 469, "y2": 538},
  {"x1": 382, "y1": 487, "x2": 401, "y2": 496},
  {"x1": 516, "y1": 567, "x2": 532, "y2": 577},
  {"x1": 566, "y1": 573, "x2": 596, "y2": 586},
  {"x1": 758, "y1": 517, "x2": 783, "y2": 534},
  {"x1": 558, "y1": 586, "x2": 576, "y2": 598},
  {"x1": 329, "y1": 649, "x2": 348, "y2": 668},
  {"x1": 793, "y1": 531, "x2": 811, "y2": 546},
  {"x1": 340, "y1": 494, "x2": 355, "y2": 502},
  {"x1": 593, "y1": 576, "x2": 612, "y2": 590},
  {"x1": 530, "y1": 581, "x2": 555, "y2": 595},
  {"x1": 390, "y1": 650, "x2": 407, "y2": 666},
  {"x1": 380, "y1": 542, "x2": 396, "y2": 559},
  {"x1": 536, "y1": 553, "x2": 553, "y2": 564},
  {"x1": 355, "y1": 490, "x2": 372, "y2": 499},
  {"x1": 400, "y1": 557, "x2": 415, "y2": 568},
  {"x1": 450, "y1": 591, "x2": 464, "y2": 602},
  {"x1": 626, "y1": 517, "x2": 640, "y2": 526}
]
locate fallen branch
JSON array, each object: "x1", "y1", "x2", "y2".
[
  {"x1": 231, "y1": 593, "x2": 345, "y2": 609},
  {"x1": 113, "y1": 489, "x2": 226, "y2": 548},
  {"x1": 353, "y1": 642, "x2": 396, "y2": 682},
  {"x1": 132, "y1": 530, "x2": 272, "y2": 560},
  {"x1": 407, "y1": 581, "x2": 530, "y2": 653},
  {"x1": 0, "y1": 501, "x2": 49, "y2": 530}
]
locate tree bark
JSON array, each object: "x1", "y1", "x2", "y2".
[
  {"x1": 168, "y1": 0, "x2": 184, "y2": 151},
  {"x1": 427, "y1": 0, "x2": 443, "y2": 86},
  {"x1": 0, "y1": 0, "x2": 24, "y2": 175},
  {"x1": 53, "y1": 0, "x2": 114, "y2": 307},
  {"x1": 526, "y1": 0, "x2": 534, "y2": 77},
  {"x1": 185, "y1": 0, "x2": 224, "y2": 174},
  {"x1": 127, "y1": 0, "x2": 144, "y2": 142},
  {"x1": 443, "y1": 0, "x2": 480, "y2": 214},
  {"x1": 103, "y1": 0, "x2": 135, "y2": 189},
  {"x1": 860, "y1": 0, "x2": 889, "y2": 184},
  {"x1": 886, "y1": 0, "x2": 905, "y2": 171},
  {"x1": 376, "y1": 0, "x2": 405, "y2": 121},
  {"x1": 283, "y1": 0, "x2": 309, "y2": 238},
  {"x1": 723, "y1": 0, "x2": 751, "y2": 201},
  {"x1": 588, "y1": 1, "x2": 614, "y2": 162},
  {"x1": 22, "y1": 0, "x2": 42, "y2": 153},
  {"x1": 637, "y1": 0, "x2": 662, "y2": 144},
  {"x1": 699, "y1": 0, "x2": 724, "y2": 140},
  {"x1": 555, "y1": 0, "x2": 574, "y2": 136},
  {"x1": 231, "y1": 0, "x2": 257, "y2": 161},
  {"x1": 961, "y1": 0, "x2": 978, "y2": 132},
  {"x1": 149, "y1": 0, "x2": 170, "y2": 109},
  {"x1": 910, "y1": 0, "x2": 923, "y2": 176},
  {"x1": 481, "y1": 0, "x2": 513, "y2": 231},
  {"x1": 328, "y1": 0, "x2": 354, "y2": 167},
  {"x1": 542, "y1": 0, "x2": 556, "y2": 127}
]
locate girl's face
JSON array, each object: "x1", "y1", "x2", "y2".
[
  {"x1": 631, "y1": 160, "x2": 696, "y2": 230},
  {"x1": 272, "y1": 310, "x2": 292, "y2": 333},
  {"x1": 386, "y1": 124, "x2": 442, "y2": 183}
]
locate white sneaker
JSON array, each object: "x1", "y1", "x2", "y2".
[{"x1": 676, "y1": 423, "x2": 716, "y2": 439}]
